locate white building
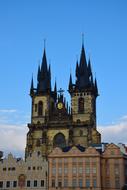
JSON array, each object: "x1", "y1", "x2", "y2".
[{"x1": 0, "y1": 151, "x2": 48, "y2": 190}]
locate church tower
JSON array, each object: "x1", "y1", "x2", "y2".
[
  {"x1": 25, "y1": 41, "x2": 101, "y2": 158},
  {"x1": 68, "y1": 43, "x2": 101, "y2": 147}
]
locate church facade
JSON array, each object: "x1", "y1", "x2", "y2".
[
  {"x1": 0, "y1": 41, "x2": 127, "y2": 190},
  {"x1": 25, "y1": 43, "x2": 101, "y2": 158}
]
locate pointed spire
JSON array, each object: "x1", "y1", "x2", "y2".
[
  {"x1": 76, "y1": 60, "x2": 79, "y2": 78},
  {"x1": 79, "y1": 43, "x2": 87, "y2": 71},
  {"x1": 48, "y1": 64, "x2": 51, "y2": 90},
  {"x1": 94, "y1": 78, "x2": 98, "y2": 96},
  {"x1": 88, "y1": 58, "x2": 92, "y2": 77},
  {"x1": 37, "y1": 65, "x2": 41, "y2": 82},
  {"x1": 41, "y1": 48, "x2": 48, "y2": 74},
  {"x1": 68, "y1": 73, "x2": 73, "y2": 92},
  {"x1": 30, "y1": 76, "x2": 34, "y2": 96},
  {"x1": 54, "y1": 80, "x2": 57, "y2": 93},
  {"x1": 53, "y1": 80, "x2": 57, "y2": 101}
]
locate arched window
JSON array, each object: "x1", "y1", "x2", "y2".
[
  {"x1": 53, "y1": 133, "x2": 66, "y2": 148},
  {"x1": 78, "y1": 97, "x2": 84, "y2": 113},
  {"x1": 38, "y1": 101, "x2": 43, "y2": 116}
]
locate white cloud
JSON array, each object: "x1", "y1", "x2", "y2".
[
  {"x1": 0, "y1": 109, "x2": 17, "y2": 113},
  {"x1": 0, "y1": 124, "x2": 28, "y2": 157},
  {"x1": 98, "y1": 115, "x2": 127, "y2": 145}
]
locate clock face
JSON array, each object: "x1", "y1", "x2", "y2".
[{"x1": 57, "y1": 102, "x2": 63, "y2": 109}]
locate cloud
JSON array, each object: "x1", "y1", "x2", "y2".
[
  {"x1": 0, "y1": 108, "x2": 30, "y2": 125},
  {"x1": 0, "y1": 109, "x2": 17, "y2": 113},
  {"x1": 98, "y1": 115, "x2": 127, "y2": 145},
  {"x1": 0, "y1": 123, "x2": 28, "y2": 157}
]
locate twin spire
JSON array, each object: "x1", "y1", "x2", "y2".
[
  {"x1": 30, "y1": 47, "x2": 56, "y2": 97},
  {"x1": 30, "y1": 41, "x2": 98, "y2": 97},
  {"x1": 68, "y1": 43, "x2": 98, "y2": 96}
]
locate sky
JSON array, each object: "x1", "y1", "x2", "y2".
[{"x1": 0, "y1": 0, "x2": 127, "y2": 157}]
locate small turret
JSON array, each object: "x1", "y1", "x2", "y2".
[
  {"x1": 30, "y1": 76, "x2": 34, "y2": 96},
  {"x1": 68, "y1": 73, "x2": 73, "y2": 92}
]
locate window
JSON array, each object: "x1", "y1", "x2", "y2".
[
  {"x1": 106, "y1": 179, "x2": 110, "y2": 188},
  {"x1": 79, "y1": 179, "x2": 83, "y2": 187},
  {"x1": 52, "y1": 179, "x2": 55, "y2": 187},
  {"x1": 93, "y1": 179, "x2": 97, "y2": 187},
  {"x1": 33, "y1": 166, "x2": 36, "y2": 170},
  {"x1": 34, "y1": 180, "x2": 37, "y2": 187},
  {"x1": 115, "y1": 178, "x2": 120, "y2": 188},
  {"x1": 52, "y1": 159, "x2": 56, "y2": 164},
  {"x1": 28, "y1": 166, "x2": 31, "y2": 170},
  {"x1": 86, "y1": 166, "x2": 90, "y2": 174},
  {"x1": 64, "y1": 167, "x2": 68, "y2": 174},
  {"x1": 58, "y1": 167, "x2": 62, "y2": 174},
  {"x1": 13, "y1": 181, "x2": 17, "y2": 187},
  {"x1": 79, "y1": 167, "x2": 83, "y2": 174},
  {"x1": 35, "y1": 104, "x2": 37, "y2": 112},
  {"x1": 38, "y1": 101, "x2": 43, "y2": 116},
  {"x1": 12, "y1": 167, "x2": 15, "y2": 171},
  {"x1": 72, "y1": 179, "x2": 77, "y2": 187},
  {"x1": 64, "y1": 179, "x2": 68, "y2": 187},
  {"x1": 78, "y1": 97, "x2": 84, "y2": 113},
  {"x1": 86, "y1": 179, "x2": 90, "y2": 188},
  {"x1": 41, "y1": 180, "x2": 44, "y2": 187},
  {"x1": 52, "y1": 167, "x2": 56, "y2": 175},
  {"x1": 3, "y1": 167, "x2": 6, "y2": 171},
  {"x1": 27, "y1": 180, "x2": 31, "y2": 187},
  {"x1": 0, "y1": 181, "x2": 3, "y2": 188},
  {"x1": 53, "y1": 133, "x2": 66, "y2": 148},
  {"x1": 72, "y1": 158, "x2": 77, "y2": 163},
  {"x1": 114, "y1": 164, "x2": 119, "y2": 176},
  {"x1": 72, "y1": 167, "x2": 77, "y2": 174},
  {"x1": 93, "y1": 167, "x2": 97, "y2": 174},
  {"x1": 6, "y1": 181, "x2": 10, "y2": 188},
  {"x1": 58, "y1": 181, "x2": 62, "y2": 187}
]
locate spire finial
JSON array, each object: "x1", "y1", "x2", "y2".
[
  {"x1": 44, "y1": 38, "x2": 46, "y2": 49},
  {"x1": 82, "y1": 33, "x2": 84, "y2": 47}
]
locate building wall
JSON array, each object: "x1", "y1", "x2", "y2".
[
  {"x1": 48, "y1": 144, "x2": 127, "y2": 190},
  {"x1": 101, "y1": 143, "x2": 126, "y2": 190},
  {"x1": 0, "y1": 152, "x2": 48, "y2": 190},
  {"x1": 48, "y1": 146, "x2": 101, "y2": 190}
]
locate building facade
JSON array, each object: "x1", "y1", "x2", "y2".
[
  {"x1": 0, "y1": 152, "x2": 48, "y2": 190},
  {"x1": 48, "y1": 144, "x2": 127, "y2": 190},
  {"x1": 25, "y1": 43, "x2": 101, "y2": 158}
]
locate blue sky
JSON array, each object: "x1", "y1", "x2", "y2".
[{"x1": 0, "y1": 0, "x2": 127, "y2": 155}]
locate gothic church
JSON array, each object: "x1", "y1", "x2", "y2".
[{"x1": 25, "y1": 43, "x2": 101, "y2": 157}]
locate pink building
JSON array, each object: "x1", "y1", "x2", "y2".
[{"x1": 48, "y1": 144, "x2": 127, "y2": 190}]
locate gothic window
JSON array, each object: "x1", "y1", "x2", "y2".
[
  {"x1": 78, "y1": 97, "x2": 84, "y2": 113},
  {"x1": 53, "y1": 133, "x2": 66, "y2": 148},
  {"x1": 38, "y1": 101, "x2": 43, "y2": 116}
]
